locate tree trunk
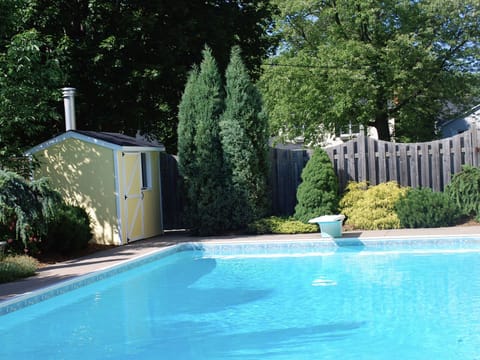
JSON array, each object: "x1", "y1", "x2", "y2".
[{"x1": 372, "y1": 111, "x2": 391, "y2": 141}]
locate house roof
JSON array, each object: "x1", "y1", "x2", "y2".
[
  {"x1": 439, "y1": 104, "x2": 480, "y2": 138},
  {"x1": 26, "y1": 130, "x2": 165, "y2": 155}
]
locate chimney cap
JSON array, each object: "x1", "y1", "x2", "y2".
[{"x1": 62, "y1": 87, "x2": 76, "y2": 97}]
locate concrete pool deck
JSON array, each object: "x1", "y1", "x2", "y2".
[{"x1": 2, "y1": 226, "x2": 480, "y2": 302}]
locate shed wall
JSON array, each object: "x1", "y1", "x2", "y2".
[{"x1": 33, "y1": 138, "x2": 120, "y2": 245}]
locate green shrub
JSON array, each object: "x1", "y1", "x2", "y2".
[
  {"x1": 0, "y1": 171, "x2": 62, "y2": 255},
  {"x1": 445, "y1": 165, "x2": 480, "y2": 220},
  {"x1": 294, "y1": 148, "x2": 339, "y2": 222},
  {"x1": 395, "y1": 187, "x2": 460, "y2": 228},
  {"x1": 43, "y1": 205, "x2": 92, "y2": 254},
  {"x1": 0, "y1": 255, "x2": 39, "y2": 283},
  {"x1": 247, "y1": 216, "x2": 318, "y2": 234},
  {"x1": 340, "y1": 181, "x2": 407, "y2": 230}
]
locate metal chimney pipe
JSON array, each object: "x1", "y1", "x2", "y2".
[{"x1": 62, "y1": 87, "x2": 76, "y2": 131}]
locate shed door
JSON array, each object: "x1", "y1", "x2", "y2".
[{"x1": 122, "y1": 152, "x2": 144, "y2": 242}]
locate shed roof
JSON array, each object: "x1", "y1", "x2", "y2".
[
  {"x1": 72, "y1": 130, "x2": 162, "y2": 148},
  {"x1": 26, "y1": 130, "x2": 165, "y2": 156}
]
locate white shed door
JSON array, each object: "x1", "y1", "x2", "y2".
[{"x1": 122, "y1": 152, "x2": 144, "y2": 242}]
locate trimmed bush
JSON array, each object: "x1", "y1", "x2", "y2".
[
  {"x1": 42, "y1": 205, "x2": 92, "y2": 254},
  {"x1": 247, "y1": 216, "x2": 318, "y2": 234},
  {"x1": 340, "y1": 181, "x2": 407, "y2": 230},
  {"x1": 445, "y1": 165, "x2": 480, "y2": 220},
  {"x1": 294, "y1": 148, "x2": 339, "y2": 222},
  {"x1": 0, "y1": 255, "x2": 38, "y2": 283},
  {"x1": 395, "y1": 187, "x2": 460, "y2": 228}
]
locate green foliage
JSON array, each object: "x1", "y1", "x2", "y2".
[
  {"x1": 0, "y1": 0, "x2": 276, "y2": 153},
  {"x1": 42, "y1": 205, "x2": 92, "y2": 255},
  {"x1": 340, "y1": 181, "x2": 407, "y2": 230},
  {"x1": 395, "y1": 187, "x2": 460, "y2": 228},
  {"x1": 177, "y1": 66, "x2": 200, "y2": 182},
  {"x1": 247, "y1": 216, "x2": 318, "y2": 234},
  {"x1": 0, "y1": 28, "x2": 67, "y2": 168},
  {"x1": 221, "y1": 46, "x2": 270, "y2": 228},
  {"x1": 0, "y1": 255, "x2": 39, "y2": 283},
  {"x1": 261, "y1": 0, "x2": 480, "y2": 143},
  {"x1": 445, "y1": 165, "x2": 480, "y2": 220},
  {"x1": 0, "y1": 171, "x2": 62, "y2": 254},
  {"x1": 294, "y1": 148, "x2": 339, "y2": 222},
  {"x1": 179, "y1": 46, "x2": 271, "y2": 235},
  {"x1": 178, "y1": 47, "x2": 230, "y2": 235},
  {"x1": 177, "y1": 66, "x2": 200, "y2": 229}
]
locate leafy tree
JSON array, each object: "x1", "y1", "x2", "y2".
[
  {"x1": 12, "y1": 0, "x2": 277, "y2": 152},
  {"x1": 294, "y1": 148, "x2": 339, "y2": 222},
  {"x1": 260, "y1": 0, "x2": 480, "y2": 144},
  {"x1": 221, "y1": 46, "x2": 270, "y2": 228},
  {"x1": 178, "y1": 47, "x2": 229, "y2": 235},
  {"x1": 0, "y1": 28, "x2": 67, "y2": 170}
]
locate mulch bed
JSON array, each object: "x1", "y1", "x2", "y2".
[{"x1": 36, "y1": 243, "x2": 117, "y2": 268}]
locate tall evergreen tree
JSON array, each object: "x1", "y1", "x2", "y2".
[
  {"x1": 221, "y1": 46, "x2": 269, "y2": 228},
  {"x1": 177, "y1": 66, "x2": 200, "y2": 229},
  {"x1": 186, "y1": 47, "x2": 229, "y2": 235}
]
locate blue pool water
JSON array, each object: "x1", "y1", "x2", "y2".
[{"x1": 1, "y1": 240, "x2": 480, "y2": 359}]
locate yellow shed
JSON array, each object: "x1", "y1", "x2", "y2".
[{"x1": 26, "y1": 130, "x2": 165, "y2": 245}]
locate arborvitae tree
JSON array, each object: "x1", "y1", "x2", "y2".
[
  {"x1": 189, "y1": 47, "x2": 229, "y2": 235},
  {"x1": 193, "y1": 47, "x2": 229, "y2": 234},
  {"x1": 177, "y1": 66, "x2": 200, "y2": 228},
  {"x1": 294, "y1": 148, "x2": 339, "y2": 222},
  {"x1": 221, "y1": 46, "x2": 269, "y2": 228}
]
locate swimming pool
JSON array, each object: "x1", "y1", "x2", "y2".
[{"x1": 1, "y1": 238, "x2": 480, "y2": 359}]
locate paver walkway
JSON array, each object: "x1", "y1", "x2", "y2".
[{"x1": 2, "y1": 226, "x2": 480, "y2": 302}]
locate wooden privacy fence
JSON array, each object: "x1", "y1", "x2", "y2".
[
  {"x1": 269, "y1": 127, "x2": 480, "y2": 216},
  {"x1": 268, "y1": 148, "x2": 311, "y2": 217},
  {"x1": 160, "y1": 153, "x2": 185, "y2": 230},
  {"x1": 161, "y1": 127, "x2": 480, "y2": 227},
  {"x1": 325, "y1": 127, "x2": 480, "y2": 192}
]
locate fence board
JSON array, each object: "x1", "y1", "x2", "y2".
[
  {"x1": 367, "y1": 136, "x2": 377, "y2": 185},
  {"x1": 378, "y1": 141, "x2": 387, "y2": 183},
  {"x1": 358, "y1": 135, "x2": 368, "y2": 180},
  {"x1": 388, "y1": 142, "x2": 397, "y2": 182},
  {"x1": 441, "y1": 139, "x2": 450, "y2": 190},
  {"x1": 452, "y1": 135, "x2": 463, "y2": 173},
  {"x1": 472, "y1": 127, "x2": 479, "y2": 167},
  {"x1": 431, "y1": 141, "x2": 440, "y2": 190},
  {"x1": 347, "y1": 140, "x2": 356, "y2": 183},
  {"x1": 420, "y1": 143, "x2": 430, "y2": 187}
]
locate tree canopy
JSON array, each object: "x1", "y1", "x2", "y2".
[
  {"x1": 260, "y1": 0, "x2": 480, "y2": 143},
  {"x1": 0, "y1": 0, "x2": 277, "y2": 158}
]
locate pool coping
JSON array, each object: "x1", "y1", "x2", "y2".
[{"x1": 2, "y1": 227, "x2": 480, "y2": 315}]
